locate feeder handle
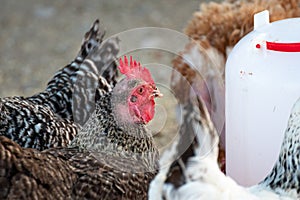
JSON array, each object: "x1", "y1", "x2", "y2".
[{"x1": 257, "y1": 41, "x2": 300, "y2": 52}]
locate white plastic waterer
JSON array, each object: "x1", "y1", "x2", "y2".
[{"x1": 226, "y1": 10, "x2": 300, "y2": 186}]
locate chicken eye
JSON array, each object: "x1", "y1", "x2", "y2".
[
  {"x1": 130, "y1": 95, "x2": 138, "y2": 102},
  {"x1": 138, "y1": 87, "x2": 144, "y2": 94}
]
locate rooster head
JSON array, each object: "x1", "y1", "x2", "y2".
[{"x1": 115, "y1": 56, "x2": 163, "y2": 124}]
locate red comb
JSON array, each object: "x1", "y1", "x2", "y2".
[{"x1": 118, "y1": 56, "x2": 154, "y2": 84}]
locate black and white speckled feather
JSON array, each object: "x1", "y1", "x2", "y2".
[
  {"x1": 0, "y1": 64, "x2": 159, "y2": 200},
  {"x1": 0, "y1": 97, "x2": 77, "y2": 150},
  {"x1": 27, "y1": 19, "x2": 119, "y2": 125},
  {"x1": 252, "y1": 100, "x2": 300, "y2": 198},
  {"x1": 0, "y1": 20, "x2": 120, "y2": 150}
]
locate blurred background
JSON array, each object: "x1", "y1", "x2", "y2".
[
  {"x1": 0, "y1": 0, "x2": 215, "y2": 150},
  {"x1": 0, "y1": 0, "x2": 211, "y2": 96}
]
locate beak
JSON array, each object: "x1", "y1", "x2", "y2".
[{"x1": 152, "y1": 87, "x2": 163, "y2": 98}]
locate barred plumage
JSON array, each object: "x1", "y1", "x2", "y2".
[
  {"x1": 0, "y1": 57, "x2": 161, "y2": 200},
  {"x1": 27, "y1": 19, "x2": 109, "y2": 121},
  {"x1": 0, "y1": 20, "x2": 119, "y2": 151}
]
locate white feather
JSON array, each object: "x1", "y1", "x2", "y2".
[{"x1": 150, "y1": 97, "x2": 300, "y2": 200}]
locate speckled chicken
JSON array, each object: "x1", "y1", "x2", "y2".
[
  {"x1": 149, "y1": 95, "x2": 300, "y2": 200},
  {"x1": 0, "y1": 56, "x2": 162, "y2": 200},
  {"x1": 0, "y1": 20, "x2": 119, "y2": 150}
]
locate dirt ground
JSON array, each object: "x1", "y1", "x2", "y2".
[{"x1": 0, "y1": 0, "x2": 213, "y2": 151}]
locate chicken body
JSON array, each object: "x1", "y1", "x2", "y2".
[
  {"x1": 0, "y1": 94, "x2": 157, "y2": 199},
  {"x1": 0, "y1": 20, "x2": 119, "y2": 150},
  {"x1": 0, "y1": 56, "x2": 161, "y2": 200},
  {"x1": 150, "y1": 96, "x2": 300, "y2": 200}
]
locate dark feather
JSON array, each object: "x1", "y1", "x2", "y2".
[{"x1": 0, "y1": 20, "x2": 120, "y2": 151}]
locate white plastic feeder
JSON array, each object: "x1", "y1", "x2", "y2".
[{"x1": 226, "y1": 10, "x2": 300, "y2": 186}]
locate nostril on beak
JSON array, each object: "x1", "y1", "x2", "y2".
[{"x1": 153, "y1": 89, "x2": 163, "y2": 98}]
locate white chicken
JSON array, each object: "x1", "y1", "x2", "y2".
[{"x1": 149, "y1": 95, "x2": 300, "y2": 200}]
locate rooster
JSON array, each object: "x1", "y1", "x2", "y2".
[
  {"x1": 149, "y1": 95, "x2": 300, "y2": 200},
  {"x1": 0, "y1": 56, "x2": 162, "y2": 200},
  {"x1": 171, "y1": 0, "x2": 300, "y2": 173},
  {"x1": 0, "y1": 20, "x2": 119, "y2": 150}
]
